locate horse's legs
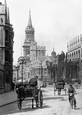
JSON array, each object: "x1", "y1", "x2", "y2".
[
  {"x1": 58, "y1": 89, "x2": 61, "y2": 95},
  {"x1": 32, "y1": 97, "x2": 34, "y2": 108},
  {"x1": 35, "y1": 96, "x2": 38, "y2": 108},
  {"x1": 65, "y1": 89, "x2": 66, "y2": 95}
]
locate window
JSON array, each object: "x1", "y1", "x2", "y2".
[{"x1": 81, "y1": 48, "x2": 82, "y2": 57}]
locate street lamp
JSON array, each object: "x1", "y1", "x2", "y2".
[
  {"x1": 15, "y1": 65, "x2": 19, "y2": 81},
  {"x1": 41, "y1": 65, "x2": 43, "y2": 81},
  {"x1": 19, "y1": 57, "x2": 26, "y2": 84},
  {"x1": 55, "y1": 64, "x2": 58, "y2": 82}
]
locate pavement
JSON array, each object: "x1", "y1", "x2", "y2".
[{"x1": 0, "y1": 90, "x2": 17, "y2": 107}]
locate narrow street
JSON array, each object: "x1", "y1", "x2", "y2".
[{"x1": 0, "y1": 85, "x2": 82, "y2": 115}]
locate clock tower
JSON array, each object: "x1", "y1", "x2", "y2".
[{"x1": 23, "y1": 10, "x2": 35, "y2": 56}]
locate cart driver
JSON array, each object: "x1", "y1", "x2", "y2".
[
  {"x1": 29, "y1": 75, "x2": 38, "y2": 87},
  {"x1": 29, "y1": 75, "x2": 39, "y2": 97}
]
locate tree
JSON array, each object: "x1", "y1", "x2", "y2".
[
  {"x1": 65, "y1": 60, "x2": 80, "y2": 83},
  {"x1": 57, "y1": 52, "x2": 65, "y2": 81}
]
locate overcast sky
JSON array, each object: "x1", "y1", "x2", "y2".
[{"x1": 1, "y1": 0, "x2": 82, "y2": 65}]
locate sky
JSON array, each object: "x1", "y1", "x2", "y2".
[{"x1": 1, "y1": 0, "x2": 82, "y2": 65}]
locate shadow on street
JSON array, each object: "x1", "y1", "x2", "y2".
[
  {"x1": 44, "y1": 96, "x2": 65, "y2": 101},
  {"x1": 1, "y1": 104, "x2": 51, "y2": 115},
  {"x1": 0, "y1": 96, "x2": 66, "y2": 115}
]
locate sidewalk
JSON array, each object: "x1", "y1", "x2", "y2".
[
  {"x1": 0, "y1": 90, "x2": 17, "y2": 107},
  {"x1": 0, "y1": 86, "x2": 67, "y2": 107}
]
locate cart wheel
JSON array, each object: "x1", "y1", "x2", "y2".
[
  {"x1": 64, "y1": 89, "x2": 66, "y2": 95},
  {"x1": 40, "y1": 92, "x2": 43, "y2": 107},
  {"x1": 38, "y1": 91, "x2": 43, "y2": 107},
  {"x1": 17, "y1": 96, "x2": 22, "y2": 110},
  {"x1": 58, "y1": 89, "x2": 61, "y2": 95},
  {"x1": 32, "y1": 98, "x2": 34, "y2": 109}
]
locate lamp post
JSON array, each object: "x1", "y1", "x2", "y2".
[
  {"x1": 20, "y1": 57, "x2": 26, "y2": 84},
  {"x1": 15, "y1": 65, "x2": 19, "y2": 81},
  {"x1": 41, "y1": 65, "x2": 43, "y2": 81},
  {"x1": 21, "y1": 59, "x2": 24, "y2": 84},
  {"x1": 55, "y1": 64, "x2": 58, "y2": 82},
  {"x1": 69, "y1": 61, "x2": 72, "y2": 83}
]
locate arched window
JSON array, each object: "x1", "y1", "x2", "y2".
[
  {"x1": 68, "y1": 54, "x2": 69, "y2": 58},
  {"x1": 74, "y1": 52, "x2": 75, "y2": 56},
  {"x1": 81, "y1": 48, "x2": 82, "y2": 57},
  {"x1": 76, "y1": 51, "x2": 77, "y2": 58},
  {"x1": 78, "y1": 50, "x2": 80, "y2": 59}
]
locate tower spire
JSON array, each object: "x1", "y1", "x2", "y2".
[
  {"x1": 7, "y1": 7, "x2": 10, "y2": 24},
  {"x1": 4, "y1": 0, "x2": 7, "y2": 12},
  {"x1": 53, "y1": 47, "x2": 54, "y2": 51},
  {"x1": 27, "y1": 10, "x2": 32, "y2": 27},
  {"x1": 4, "y1": 0, "x2": 7, "y2": 22}
]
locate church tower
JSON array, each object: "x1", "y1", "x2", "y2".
[
  {"x1": 23, "y1": 10, "x2": 35, "y2": 56},
  {"x1": 51, "y1": 48, "x2": 56, "y2": 58}
]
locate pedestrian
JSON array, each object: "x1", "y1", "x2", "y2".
[
  {"x1": 11, "y1": 82, "x2": 15, "y2": 91},
  {"x1": 68, "y1": 83, "x2": 76, "y2": 108}
]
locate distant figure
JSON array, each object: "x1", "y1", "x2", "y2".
[
  {"x1": 11, "y1": 82, "x2": 15, "y2": 91},
  {"x1": 29, "y1": 75, "x2": 38, "y2": 87}
]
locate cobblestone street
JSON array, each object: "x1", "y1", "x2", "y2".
[{"x1": 0, "y1": 86, "x2": 82, "y2": 115}]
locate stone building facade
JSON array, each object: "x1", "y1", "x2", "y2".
[
  {"x1": 67, "y1": 34, "x2": 82, "y2": 61},
  {"x1": 0, "y1": 1, "x2": 14, "y2": 93}
]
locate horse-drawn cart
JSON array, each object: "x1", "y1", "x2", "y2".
[
  {"x1": 54, "y1": 80, "x2": 66, "y2": 95},
  {"x1": 16, "y1": 81, "x2": 43, "y2": 110}
]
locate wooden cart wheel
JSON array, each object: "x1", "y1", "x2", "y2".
[
  {"x1": 58, "y1": 89, "x2": 61, "y2": 95},
  {"x1": 40, "y1": 91, "x2": 43, "y2": 107},
  {"x1": 38, "y1": 90, "x2": 43, "y2": 107},
  {"x1": 17, "y1": 95, "x2": 22, "y2": 110}
]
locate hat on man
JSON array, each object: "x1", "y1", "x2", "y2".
[
  {"x1": 34, "y1": 75, "x2": 38, "y2": 79},
  {"x1": 69, "y1": 83, "x2": 72, "y2": 86}
]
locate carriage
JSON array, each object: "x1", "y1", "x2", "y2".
[
  {"x1": 54, "y1": 79, "x2": 66, "y2": 95},
  {"x1": 16, "y1": 80, "x2": 43, "y2": 110}
]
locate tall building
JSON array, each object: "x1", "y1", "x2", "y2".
[
  {"x1": 0, "y1": 1, "x2": 14, "y2": 93},
  {"x1": 18, "y1": 11, "x2": 46, "y2": 80},
  {"x1": 23, "y1": 10, "x2": 35, "y2": 56},
  {"x1": 17, "y1": 11, "x2": 59, "y2": 84},
  {"x1": 67, "y1": 34, "x2": 82, "y2": 61}
]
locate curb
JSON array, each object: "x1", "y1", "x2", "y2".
[
  {"x1": 0, "y1": 100, "x2": 17, "y2": 107},
  {"x1": 0, "y1": 94, "x2": 67, "y2": 107},
  {"x1": 0, "y1": 87, "x2": 68, "y2": 107}
]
